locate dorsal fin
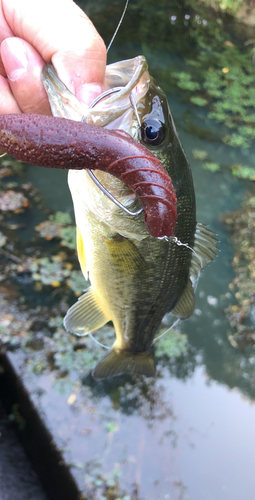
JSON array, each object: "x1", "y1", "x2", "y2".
[{"x1": 189, "y1": 223, "x2": 219, "y2": 276}]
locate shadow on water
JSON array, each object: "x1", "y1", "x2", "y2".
[{"x1": 1, "y1": 1, "x2": 255, "y2": 499}]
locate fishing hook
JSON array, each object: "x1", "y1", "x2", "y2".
[
  {"x1": 84, "y1": 87, "x2": 144, "y2": 218},
  {"x1": 129, "y1": 92, "x2": 141, "y2": 127}
]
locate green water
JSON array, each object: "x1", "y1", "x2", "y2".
[{"x1": 21, "y1": 1, "x2": 255, "y2": 498}]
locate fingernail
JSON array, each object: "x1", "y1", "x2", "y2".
[
  {"x1": 76, "y1": 83, "x2": 103, "y2": 106},
  {"x1": 1, "y1": 38, "x2": 28, "y2": 81}
]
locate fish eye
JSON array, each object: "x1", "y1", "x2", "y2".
[{"x1": 140, "y1": 119, "x2": 165, "y2": 146}]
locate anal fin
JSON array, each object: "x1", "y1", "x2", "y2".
[
  {"x1": 92, "y1": 349, "x2": 155, "y2": 379},
  {"x1": 64, "y1": 287, "x2": 109, "y2": 336},
  {"x1": 172, "y1": 278, "x2": 195, "y2": 319}
]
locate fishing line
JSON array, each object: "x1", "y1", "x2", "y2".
[
  {"x1": 107, "y1": 0, "x2": 130, "y2": 53},
  {"x1": 153, "y1": 317, "x2": 180, "y2": 344},
  {"x1": 153, "y1": 235, "x2": 203, "y2": 344},
  {"x1": 87, "y1": 0, "x2": 146, "y2": 219},
  {"x1": 168, "y1": 236, "x2": 202, "y2": 292},
  {"x1": 129, "y1": 92, "x2": 141, "y2": 127},
  {"x1": 88, "y1": 332, "x2": 110, "y2": 350},
  {"x1": 160, "y1": 235, "x2": 204, "y2": 270},
  {"x1": 91, "y1": 0, "x2": 203, "y2": 351},
  {"x1": 89, "y1": 237, "x2": 202, "y2": 348},
  {"x1": 87, "y1": 87, "x2": 144, "y2": 217}
]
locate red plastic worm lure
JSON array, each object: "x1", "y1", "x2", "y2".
[{"x1": 0, "y1": 113, "x2": 177, "y2": 238}]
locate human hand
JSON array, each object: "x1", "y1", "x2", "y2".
[{"x1": 0, "y1": 0, "x2": 106, "y2": 115}]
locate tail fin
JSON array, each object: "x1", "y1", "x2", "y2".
[{"x1": 92, "y1": 349, "x2": 155, "y2": 380}]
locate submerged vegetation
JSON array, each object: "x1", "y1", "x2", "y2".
[
  {"x1": 0, "y1": 154, "x2": 188, "y2": 498},
  {"x1": 224, "y1": 195, "x2": 255, "y2": 346},
  {"x1": 87, "y1": 0, "x2": 255, "y2": 178},
  {"x1": 199, "y1": 0, "x2": 255, "y2": 22},
  {"x1": 35, "y1": 211, "x2": 76, "y2": 249},
  {"x1": 171, "y1": 21, "x2": 255, "y2": 150},
  {"x1": 0, "y1": 0, "x2": 255, "y2": 390},
  {"x1": 0, "y1": 155, "x2": 188, "y2": 369}
]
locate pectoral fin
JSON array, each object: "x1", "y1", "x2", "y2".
[
  {"x1": 172, "y1": 278, "x2": 195, "y2": 319},
  {"x1": 92, "y1": 349, "x2": 155, "y2": 379},
  {"x1": 64, "y1": 287, "x2": 109, "y2": 336},
  {"x1": 104, "y1": 235, "x2": 147, "y2": 274}
]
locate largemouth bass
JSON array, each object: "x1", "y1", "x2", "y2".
[
  {"x1": 0, "y1": 56, "x2": 218, "y2": 379},
  {"x1": 46, "y1": 56, "x2": 218, "y2": 378}
]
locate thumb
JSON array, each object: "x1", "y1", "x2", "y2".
[{"x1": 2, "y1": 0, "x2": 106, "y2": 103}]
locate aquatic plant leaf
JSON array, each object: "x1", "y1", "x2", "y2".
[
  {"x1": 51, "y1": 211, "x2": 72, "y2": 225},
  {"x1": 222, "y1": 134, "x2": 251, "y2": 148},
  {"x1": 190, "y1": 96, "x2": 209, "y2": 106},
  {"x1": 224, "y1": 195, "x2": 255, "y2": 341},
  {"x1": 201, "y1": 0, "x2": 247, "y2": 16},
  {"x1": 172, "y1": 72, "x2": 201, "y2": 91},
  {"x1": 202, "y1": 162, "x2": 221, "y2": 172},
  {"x1": 168, "y1": 16, "x2": 255, "y2": 156},
  {"x1": 0, "y1": 155, "x2": 25, "y2": 177},
  {"x1": 66, "y1": 270, "x2": 88, "y2": 295},
  {"x1": 238, "y1": 126, "x2": 255, "y2": 139},
  {"x1": 192, "y1": 149, "x2": 208, "y2": 161},
  {"x1": 155, "y1": 330, "x2": 187, "y2": 358},
  {"x1": 0, "y1": 190, "x2": 29, "y2": 211},
  {"x1": 35, "y1": 220, "x2": 62, "y2": 240},
  {"x1": 207, "y1": 111, "x2": 229, "y2": 122},
  {"x1": 30, "y1": 256, "x2": 72, "y2": 286},
  {"x1": 35, "y1": 211, "x2": 75, "y2": 245},
  {"x1": 231, "y1": 165, "x2": 255, "y2": 180},
  {"x1": 243, "y1": 114, "x2": 255, "y2": 123},
  {"x1": 60, "y1": 226, "x2": 76, "y2": 249}
]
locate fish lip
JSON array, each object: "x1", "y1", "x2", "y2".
[
  {"x1": 84, "y1": 56, "x2": 150, "y2": 132},
  {"x1": 42, "y1": 56, "x2": 151, "y2": 139}
]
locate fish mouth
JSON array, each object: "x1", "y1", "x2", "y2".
[
  {"x1": 42, "y1": 56, "x2": 150, "y2": 139},
  {"x1": 41, "y1": 57, "x2": 173, "y2": 238},
  {"x1": 85, "y1": 56, "x2": 150, "y2": 135}
]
